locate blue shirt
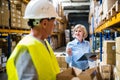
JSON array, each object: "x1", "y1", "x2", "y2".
[{"x1": 65, "y1": 39, "x2": 91, "y2": 70}]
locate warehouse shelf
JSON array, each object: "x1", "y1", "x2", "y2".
[
  {"x1": 93, "y1": 12, "x2": 120, "y2": 62},
  {"x1": 22, "y1": 0, "x2": 29, "y2": 3},
  {"x1": 0, "y1": 29, "x2": 30, "y2": 34},
  {"x1": 52, "y1": 32, "x2": 60, "y2": 35},
  {"x1": 95, "y1": 12, "x2": 120, "y2": 33}
]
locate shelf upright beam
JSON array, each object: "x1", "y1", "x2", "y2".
[
  {"x1": 92, "y1": 34, "x2": 95, "y2": 52},
  {"x1": 104, "y1": 32, "x2": 107, "y2": 40},
  {"x1": 99, "y1": 32, "x2": 103, "y2": 62},
  {"x1": 91, "y1": 16, "x2": 95, "y2": 52},
  {"x1": 7, "y1": 34, "x2": 11, "y2": 58},
  {"x1": 94, "y1": 33, "x2": 97, "y2": 51},
  {"x1": 108, "y1": 31, "x2": 111, "y2": 40},
  {"x1": 100, "y1": 0, "x2": 102, "y2": 4}
]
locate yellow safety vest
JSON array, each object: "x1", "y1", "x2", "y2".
[{"x1": 6, "y1": 35, "x2": 60, "y2": 80}]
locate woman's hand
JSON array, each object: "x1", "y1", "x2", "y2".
[
  {"x1": 66, "y1": 48, "x2": 72, "y2": 56},
  {"x1": 89, "y1": 55, "x2": 97, "y2": 61}
]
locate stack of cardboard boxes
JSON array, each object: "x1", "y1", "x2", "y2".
[
  {"x1": 0, "y1": 0, "x2": 9, "y2": 28},
  {"x1": 102, "y1": 40, "x2": 116, "y2": 65},
  {"x1": 57, "y1": 65, "x2": 114, "y2": 80},
  {"x1": 114, "y1": 37, "x2": 120, "y2": 80},
  {"x1": 56, "y1": 55, "x2": 68, "y2": 72}
]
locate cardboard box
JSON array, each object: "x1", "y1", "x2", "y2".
[
  {"x1": 116, "y1": 53, "x2": 120, "y2": 71},
  {"x1": 99, "y1": 64, "x2": 114, "y2": 80},
  {"x1": 56, "y1": 68, "x2": 80, "y2": 80},
  {"x1": 103, "y1": 40, "x2": 116, "y2": 54},
  {"x1": 114, "y1": 67, "x2": 120, "y2": 80},
  {"x1": 116, "y1": 37, "x2": 120, "y2": 53},
  {"x1": 102, "y1": 53, "x2": 115, "y2": 65},
  {"x1": 57, "y1": 67, "x2": 103, "y2": 80},
  {"x1": 56, "y1": 67, "x2": 82, "y2": 80},
  {"x1": 56, "y1": 56, "x2": 68, "y2": 70},
  {"x1": 78, "y1": 67, "x2": 102, "y2": 80},
  {"x1": 102, "y1": 40, "x2": 116, "y2": 65}
]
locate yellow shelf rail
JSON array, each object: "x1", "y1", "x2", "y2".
[
  {"x1": 22, "y1": 0, "x2": 29, "y2": 3},
  {"x1": 95, "y1": 12, "x2": 120, "y2": 33},
  {"x1": 0, "y1": 29, "x2": 30, "y2": 34}
]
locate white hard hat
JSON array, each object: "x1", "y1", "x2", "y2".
[{"x1": 23, "y1": 0, "x2": 59, "y2": 19}]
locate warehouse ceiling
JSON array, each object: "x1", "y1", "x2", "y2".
[
  {"x1": 61, "y1": 0, "x2": 90, "y2": 14},
  {"x1": 21, "y1": 0, "x2": 90, "y2": 14},
  {"x1": 22, "y1": 0, "x2": 90, "y2": 13}
]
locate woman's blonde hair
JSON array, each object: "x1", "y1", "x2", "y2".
[{"x1": 72, "y1": 24, "x2": 88, "y2": 39}]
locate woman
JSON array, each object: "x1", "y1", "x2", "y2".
[{"x1": 65, "y1": 24, "x2": 91, "y2": 71}]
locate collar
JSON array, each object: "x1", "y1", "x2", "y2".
[{"x1": 74, "y1": 38, "x2": 85, "y2": 44}]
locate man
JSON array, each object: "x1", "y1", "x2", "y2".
[{"x1": 6, "y1": 0, "x2": 60, "y2": 80}]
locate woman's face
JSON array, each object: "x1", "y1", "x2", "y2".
[{"x1": 74, "y1": 27, "x2": 84, "y2": 41}]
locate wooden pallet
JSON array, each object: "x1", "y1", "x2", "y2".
[
  {"x1": 0, "y1": 26, "x2": 10, "y2": 29},
  {"x1": 107, "y1": 0, "x2": 120, "y2": 20}
]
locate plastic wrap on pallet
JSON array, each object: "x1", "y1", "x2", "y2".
[{"x1": 102, "y1": 0, "x2": 117, "y2": 20}]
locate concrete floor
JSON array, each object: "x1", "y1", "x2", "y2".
[
  {"x1": 0, "y1": 71, "x2": 7, "y2": 80},
  {"x1": 54, "y1": 47, "x2": 66, "y2": 55}
]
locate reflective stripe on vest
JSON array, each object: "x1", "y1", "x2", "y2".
[{"x1": 6, "y1": 35, "x2": 60, "y2": 80}]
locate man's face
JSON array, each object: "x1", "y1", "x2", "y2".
[
  {"x1": 40, "y1": 18, "x2": 56, "y2": 38},
  {"x1": 46, "y1": 19, "x2": 56, "y2": 34}
]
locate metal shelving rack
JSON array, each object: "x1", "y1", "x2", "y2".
[
  {"x1": 0, "y1": 0, "x2": 30, "y2": 57},
  {"x1": 0, "y1": 29, "x2": 30, "y2": 34},
  {"x1": 95, "y1": 12, "x2": 120, "y2": 32},
  {"x1": 95, "y1": 12, "x2": 120, "y2": 61}
]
